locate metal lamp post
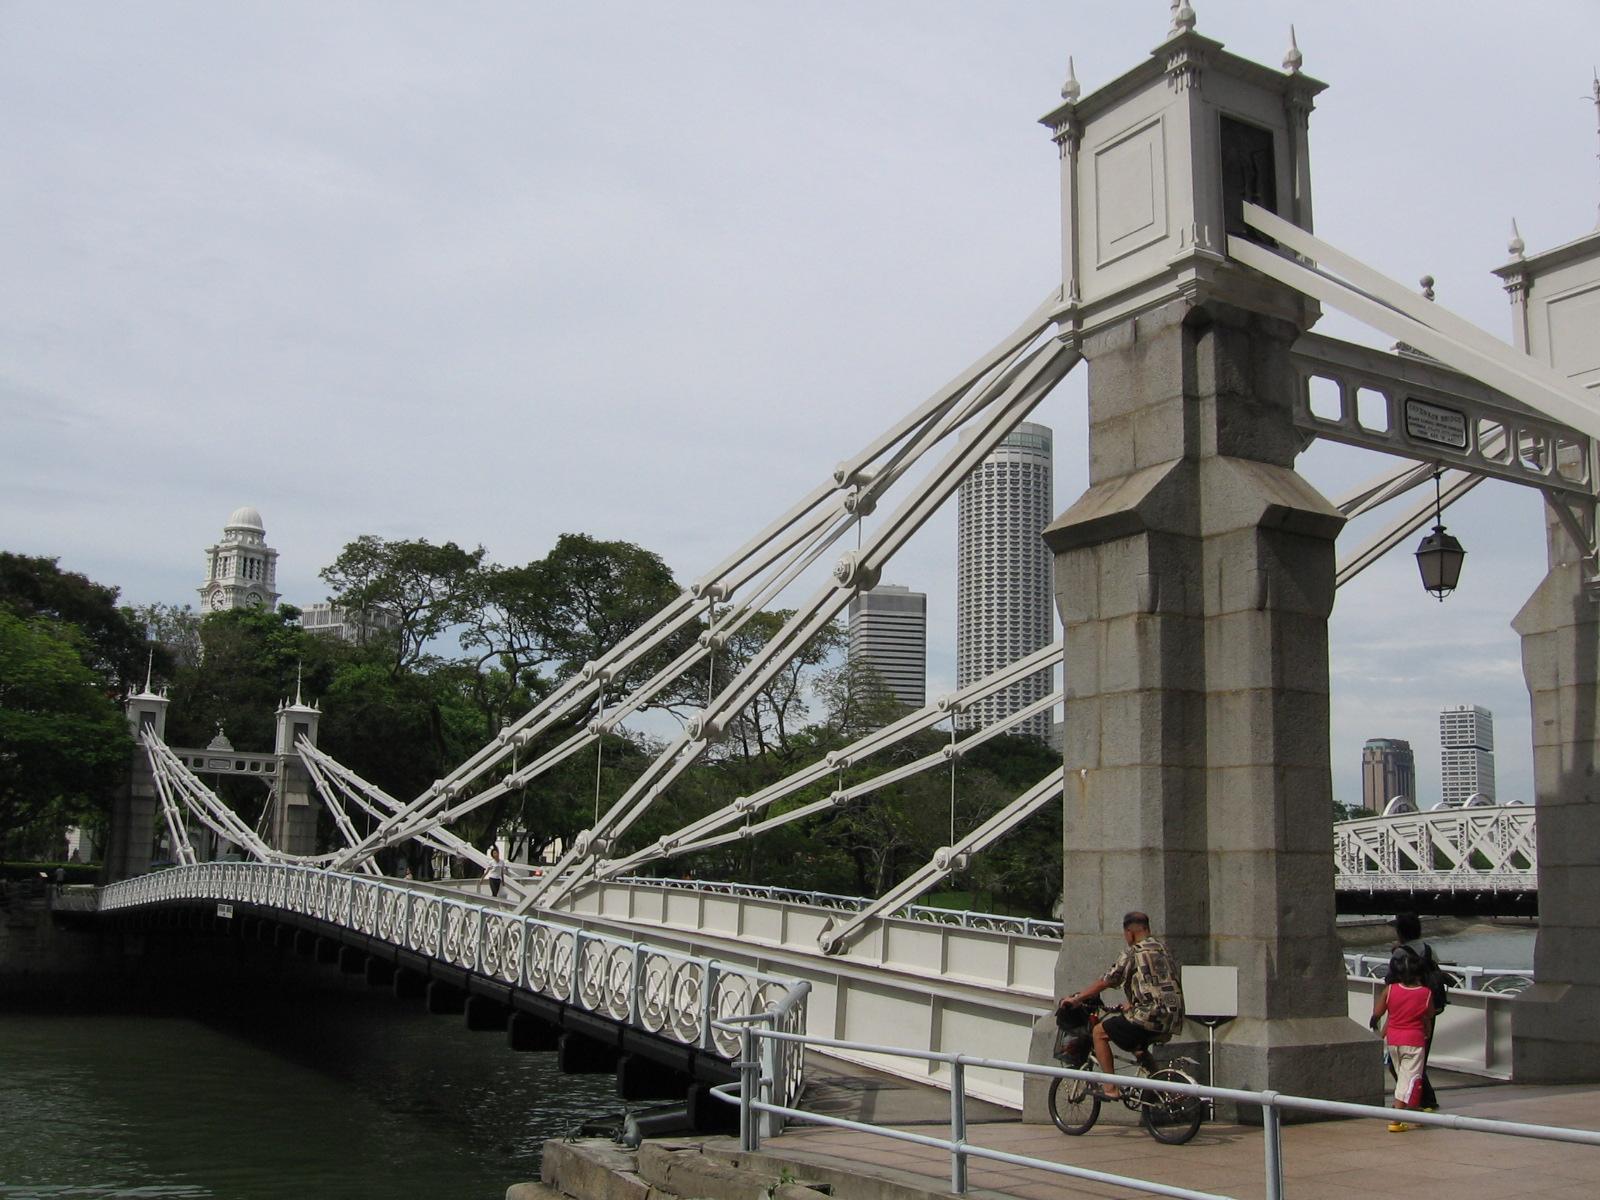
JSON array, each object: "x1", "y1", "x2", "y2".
[{"x1": 1415, "y1": 470, "x2": 1466, "y2": 599}]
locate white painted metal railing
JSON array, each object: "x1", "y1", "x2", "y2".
[
  {"x1": 97, "y1": 864, "x2": 808, "y2": 1090},
  {"x1": 567, "y1": 877, "x2": 1530, "y2": 1089},
  {"x1": 617, "y1": 877, "x2": 1066, "y2": 940},
  {"x1": 715, "y1": 1023, "x2": 1600, "y2": 1200},
  {"x1": 1342, "y1": 951, "x2": 1533, "y2": 995}
]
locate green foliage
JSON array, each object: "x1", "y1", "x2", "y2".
[
  {"x1": 0, "y1": 609, "x2": 130, "y2": 854},
  {"x1": 320, "y1": 535, "x2": 486, "y2": 676},
  {"x1": 0, "y1": 552, "x2": 154, "y2": 691},
  {"x1": 4, "y1": 533, "x2": 1069, "y2": 922}
]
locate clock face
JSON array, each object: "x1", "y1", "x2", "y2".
[
  {"x1": 211, "y1": 586, "x2": 225, "y2": 605},
  {"x1": 246, "y1": 592, "x2": 264, "y2": 608}
]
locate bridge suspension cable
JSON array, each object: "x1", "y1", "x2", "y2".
[
  {"x1": 315, "y1": 294, "x2": 1073, "y2": 883},
  {"x1": 598, "y1": 644, "x2": 1063, "y2": 881},
  {"x1": 140, "y1": 731, "x2": 340, "y2": 867},
  {"x1": 522, "y1": 333, "x2": 1082, "y2": 911}
]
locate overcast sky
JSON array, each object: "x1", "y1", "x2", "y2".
[{"x1": 4, "y1": 1, "x2": 1598, "y2": 809}]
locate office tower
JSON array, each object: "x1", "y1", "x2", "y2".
[
  {"x1": 199, "y1": 506, "x2": 280, "y2": 614},
  {"x1": 847, "y1": 584, "x2": 927, "y2": 709},
  {"x1": 1360, "y1": 738, "x2": 1416, "y2": 812},
  {"x1": 956, "y1": 421, "x2": 1053, "y2": 738},
  {"x1": 1439, "y1": 704, "x2": 1496, "y2": 806}
]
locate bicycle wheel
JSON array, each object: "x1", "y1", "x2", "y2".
[
  {"x1": 1139, "y1": 1068, "x2": 1202, "y2": 1145},
  {"x1": 1047, "y1": 1076, "x2": 1100, "y2": 1135}
]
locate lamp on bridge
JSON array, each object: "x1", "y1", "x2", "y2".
[{"x1": 1415, "y1": 469, "x2": 1466, "y2": 600}]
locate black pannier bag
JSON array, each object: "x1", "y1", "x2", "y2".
[{"x1": 1053, "y1": 1001, "x2": 1093, "y2": 1067}]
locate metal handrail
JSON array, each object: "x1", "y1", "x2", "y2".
[
  {"x1": 713, "y1": 1023, "x2": 1600, "y2": 1200},
  {"x1": 615, "y1": 875, "x2": 1065, "y2": 939},
  {"x1": 1342, "y1": 951, "x2": 1533, "y2": 994},
  {"x1": 96, "y1": 863, "x2": 809, "y2": 1104}
]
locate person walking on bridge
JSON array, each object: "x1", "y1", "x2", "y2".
[
  {"x1": 485, "y1": 846, "x2": 507, "y2": 899},
  {"x1": 1060, "y1": 911, "x2": 1185, "y2": 1099}
]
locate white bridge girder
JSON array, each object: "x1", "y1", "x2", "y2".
[
  {"x1": 1333, "y1": 805, "x2": 1536, "y2": 892},
  {"x1": 1234, "y1": 203, "x2": 1600, "y2": 595}
]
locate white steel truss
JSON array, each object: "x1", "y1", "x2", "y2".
[
  {"x1": 1232, "y1": 203, "x2": 1600, "y2": 594},
  {"x1": 1334, "y1": 806, "x2": 1536, "y2": 892}
]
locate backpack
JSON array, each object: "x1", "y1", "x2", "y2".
[{"x1": 1392, "y1": 943, "x2": 1450, "y2": 1010}]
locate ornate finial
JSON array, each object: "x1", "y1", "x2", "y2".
[
  {"x1": 1420, "y1": 275, "x2": 1436, "y2": 302},
  {"x1": 1061, "y1": 55, "x2": 1081, "y2": 102},
  {"x1": 294, "y1": 660, "x2": 304, "y2": 707},
  {"x1": 143, "y1": 647, "x2": 154, "y2": 694},
  {"x1": 1283, "y1": 25, "x2": 1302, "y2": 74},
  {"x1": 1509, "y1": 218, "x2": 1526, "y2": 258},
  {"x1": 1170, "y1": 0, "x2": 1196, "y2": 35}
]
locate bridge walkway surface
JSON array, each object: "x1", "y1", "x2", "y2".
[{"x1": 740, "y1": 1063, "x2": 1600, "y2": 1200}]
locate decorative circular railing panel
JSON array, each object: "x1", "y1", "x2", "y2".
[{"x1": 97, "y1": 864, "x2": 808, "y2": 1107}]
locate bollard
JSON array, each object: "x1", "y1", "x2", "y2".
[
  {"x1": 1261, "y1": 1092, "x2": 1284, "y2": 1200},
  {"x1": 739, "y1": 1024, "x2": 759, "y2": 1153},
  {"x1": 950, "y1": 1059, "x2": 968, "y2": 1195}
]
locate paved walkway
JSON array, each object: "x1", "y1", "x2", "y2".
[{"x1": 761, "y1": 1064, "x2": 1600, "y2": 1200}]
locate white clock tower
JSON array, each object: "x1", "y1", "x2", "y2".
[{"x1": 199, "y1": 506, "x2": 281, "y2": 614}]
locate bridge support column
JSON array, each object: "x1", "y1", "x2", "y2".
[
  {"x1": 1511, "y1": 506, "x2": 1600, "y2": 1081},
  {"x1": 425, "y1": 979, "x2": 465, "y2": 1015},
  {"x1": 686, "y1": 1082, "x2": 738, "y2": 1133},
  {"x1": 106, "y1": 686, "x2": 171, "y2": 882},
  {"x1": 508, "y1": 1011, "x2": 560, "y2": 1052},
  {"x1": 464, "y1": 995, "x2": 509, "y2": 1032},
  {"x1": 392, "y1": 967, "x2": 426, "y2": 1001},
  {"x1": 1037, "y1": 299, "x2": 1377, "y2": 1115},
  {"x1": 616, "y1": 1053, "x2": 686, "y2": 1101},
  {"x1": 558, "y1": 1030, "x2": 619, "y2": 1075}
]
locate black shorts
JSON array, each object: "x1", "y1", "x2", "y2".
[{"x1": 1100, "y1": 1013, "x2": 1161, "y2": 1055}]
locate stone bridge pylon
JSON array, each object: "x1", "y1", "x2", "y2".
[{"x1": 1031, "y1": 16, "x2": 1374, "y2": 1110}]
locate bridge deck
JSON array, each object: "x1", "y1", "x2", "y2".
[{"x1": 754, "y1": 1068, "x2": 1598, "y2": 1200}]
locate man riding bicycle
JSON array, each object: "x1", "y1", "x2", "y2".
[{"x1": 1060, "y1": 911, "x2": 1185, "y2": 1098}]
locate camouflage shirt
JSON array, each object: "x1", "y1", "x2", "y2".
[{"x1": 1103, "y1": 935, "x2": 1185, "y2": 1036}]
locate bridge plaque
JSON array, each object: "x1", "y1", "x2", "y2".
[
  {"x1": 1404, "y1": 398, "x2": 1470, "y2": 450},
  {"x1": 216, "y1": 903, "x2": 233, "y2": 919}
]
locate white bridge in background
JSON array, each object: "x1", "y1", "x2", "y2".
[{"x1": 1333, "y1": 804, "x2": 1537, "y2": 896}]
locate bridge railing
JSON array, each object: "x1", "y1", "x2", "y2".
[
  {"x1": 1342, "y1": 951, "x2": 1533, "y2": 995},
  {"x1": 615, "y1": 876, "x2": 1066, "y2": 941},
  {"x1": 98, "y1": 864, "x2": 809, "y2": 1083},
  {"x1": 715, "y1": 1023, "x2": 1600, "y2": 1200}
]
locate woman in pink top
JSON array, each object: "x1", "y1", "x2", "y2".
[{"x1": 1372, "y1": 950, "x2": 1436, "y2": 1132}]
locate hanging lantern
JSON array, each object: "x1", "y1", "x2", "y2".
[{"x1": 1414, "y1": 470, "x2": 1466, "y2": 600}]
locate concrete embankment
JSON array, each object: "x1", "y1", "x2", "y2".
[{"x1": 523, "y1": 1137, "x2": 948, "y2": 1200}]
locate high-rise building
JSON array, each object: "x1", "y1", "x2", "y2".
[
  {"x1": 1360, "y1": 738, "x2": 1415, "y2": 812},
  {"x1": 956, "y1": 421, "x2": 1054, "y2": 738},
  {"x1": 847, "y1": 584, "x2": 927, "y2": 709},
  {"x1": 199, "y1": 506, "x2": 280, "y2": 614},
  {"x1": 298, "y1": 602, "x2": 402, "y2": 645},
  {"x1": 1439, "y1": 704, "x2": 1496, "y2": 806}
]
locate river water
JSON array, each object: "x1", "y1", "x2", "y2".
[
  {"x1": 0, "y1": 920, "x2": 1537, "y2": 1197},
  {"x1": 0, "y1": 956, "x2": 625, "y2": 1200}
]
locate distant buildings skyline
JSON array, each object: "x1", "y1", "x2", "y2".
[
  {"x1": 1440, "y1": 704, "x2": 1496, "y2": 806},
  {"x1": 955, "y1": 422, "x2": 1054, "y2": 739},
  {"x1": 1360, "y1": 738, "x2": 1415, "y2": 812},
  {"x1": 847, "y1": 584, "x2": 927, "y2": 710}
]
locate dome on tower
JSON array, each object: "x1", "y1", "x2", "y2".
[{"x1": 225, "y1": 505, "x2": 265, "y2": 532}]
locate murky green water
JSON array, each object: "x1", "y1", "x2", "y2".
[{"x1": 0, "y1": 962, "x2": 627, "y2": 1199}]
